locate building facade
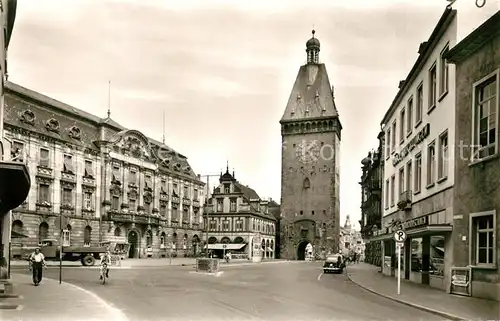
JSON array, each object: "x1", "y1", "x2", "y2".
[
  {"x1": 359, "y1": 140, "x2": 384, "y2": 266},
  {"x1": 5, "y1": 82, "x2": 206, "y2": 259},
  {"x1": 372, "y1": 8, "x2": 457, "y2": 291},
  {"x1": 205, "y1": 167, "x2": 276, "y2": 260},
  {"x1": 279, "y1": 30, "x2": 342, "y2": 260},
  {"x1": 445, "y1": 11, "x2": 500, "y2": 301},
  {"x1": 339, "y1": 216, "x2": 365, "y2": 260}
]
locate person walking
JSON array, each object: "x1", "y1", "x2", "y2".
[{"x1": 29, "y1": 248, "x2": 46, "y2": 286}]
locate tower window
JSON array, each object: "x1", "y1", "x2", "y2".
[
  {"x1": 303, "y1": 178, "x2": 310, "y2": 189},
  {"x1": 300, "y1": 211, "x2": 303, "y2": 215},
  {"x1": 312, "y1": 211, "x2": 315, "y2": 215}
]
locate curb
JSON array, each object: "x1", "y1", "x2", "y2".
[
  {"x1": 345, "y1": 269, "x2": 467, "y2": 321},
  {"x1": 188, "y1": 271, "x2": 224, "y2": 277}
]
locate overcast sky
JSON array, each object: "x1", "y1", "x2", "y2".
[{"x1": 8, "y1": 0, "x2": 487, "y2": 228}]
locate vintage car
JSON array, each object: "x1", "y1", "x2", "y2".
[{"x1": 323, "y1": 254, "x2": 345, "y2": 274}]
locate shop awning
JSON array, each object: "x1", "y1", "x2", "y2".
[
  {"x1": 205, "y1": 243, "x2": 247, "y2": 250},
  {"x1": 11, "y1": 230, "x2": 28, "y2": 238},
  {"x1": 368, "y1": 225, "x2": 452, "y2": 242}
]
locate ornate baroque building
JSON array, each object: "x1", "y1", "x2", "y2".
[
  {"x1": 359, "y1": 141, "x2": 383, "y2": 266},
  {"x1": 280, "y1": 30, "x2": 342, "y2": 260},
  {"x1": 5, "y1": 82, "x2": 206, "y2": 258},
  {"x1": 339, "y1": 215, "x2": 365, "y2": 259},
  {"x1": 205, "y1": 167, "x2": 276, "y2": 259}
]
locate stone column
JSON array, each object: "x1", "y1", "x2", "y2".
[{"x1": 421, "y1": 235, "x2": 431, "y2": 285}]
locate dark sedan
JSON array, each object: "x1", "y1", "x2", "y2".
[{"x1": 323, "y1": 255, "x2": 345, "y2": 274}]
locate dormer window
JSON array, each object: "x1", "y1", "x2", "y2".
[
  {"x1": 217, "y1": 199, "x2": 223, "y2": 212},
  {"x1": 230, "y1": 198, "x2": 237, "y2": 212},
  {"x1": 224, "y1": 184, "x2": 230, "y2": 194}
]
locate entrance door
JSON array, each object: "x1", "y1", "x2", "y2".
[{"x1": 128, "y1": 231, "x2": 139, "y2": 258}]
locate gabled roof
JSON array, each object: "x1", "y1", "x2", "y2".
[
  {"x1": 445, "y1": 11, "x2": 500, "y2": 63},
  {"x1": 280, "y1": 63, "x2": 339, "y2": 123},
  {"x1": 234, "y1": 182, "x2": 260, "y2": 201}
]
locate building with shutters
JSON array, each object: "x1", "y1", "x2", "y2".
[
  {"x1": 5, "y1": 82, "x2": 206, "y2": 259},
  {"x1": 204, "y1": 166, "x2": 277, "y2": 260}
]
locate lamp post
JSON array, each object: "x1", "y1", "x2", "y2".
[{"x1": 199, "y1": 174, "x2": 220, "y2": 258}]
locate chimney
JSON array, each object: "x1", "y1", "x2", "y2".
[
  {"x1": 418, "y1": 41, "x2": 428, "y2": 54},
  {"x1": 398, "y1": 80, "x2": 406, "y2": 89},
  {"x1": 331, "y1": 85, "x2": 335, "y2": 98}
]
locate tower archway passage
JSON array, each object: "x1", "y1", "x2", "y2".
[{"x1": 297, "y1": 241, "x2": 311, "y2": 260}]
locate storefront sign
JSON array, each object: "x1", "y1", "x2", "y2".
[
  {"x1": 393, "y1": 123, "x2": 430, "y2": 166},
  {"x1": 373, "y1": 215, "x2": 430, "y2": 237},
  {"x1": 450, "y1": 267, "x2": 471, "y2": 297},
  {"x1": 400, "y1": 216, "x2": 428, "y2": 230}
]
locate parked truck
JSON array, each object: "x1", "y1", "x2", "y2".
[{"x1": 15, "y1": 239, "x2": 107, "y2": 266}]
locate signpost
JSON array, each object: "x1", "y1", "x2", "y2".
[
  {"x1": 222, "y1": 244, "x2": 227, "y2": 260},
  {"x1": 393, "y1": 230, "x2": 407, "y2": 295}
]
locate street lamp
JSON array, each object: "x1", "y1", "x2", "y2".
[{"x1": 199, "y1": 174, "x2": 220, "y2": 258}]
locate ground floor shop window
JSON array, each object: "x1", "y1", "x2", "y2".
[
  {"x1": 411, "y1": 238, "x2": 422, "y2": 272},
  {"x1": 430, "y1": 235, "x2": 445, "y2": 276}
]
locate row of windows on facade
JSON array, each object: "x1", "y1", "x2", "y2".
[
  {"x1": 385, "y1": 43, "x2": 450, "y2": 156},
  {"x1": 385, "y1": 129, "x2": 448, "y2": 209},
  {"x1": 11, "y1": 143, "x2": 201, "y2": 200},
  {"x1": 387, "y1": 68, "x2": 497, "y2": 164},
  {"x1": 36, "y1": 184, "x2": 200, "y2": 221},
  {"x1": 31, "y1": 222, "x2": 94, "y2": 245},
  {"x1": 207, "y1": 219, "x2": 275, "y2": 234}
]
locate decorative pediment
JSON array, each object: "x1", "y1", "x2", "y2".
[
  {"x1": 113, "y1": 130, "x2": 151, "y2": 158},
  {"x1": 128, "y1": 189, "x2": 138, "y2": 199},
  {"x1": 45, "y1": 118, "x2": 60, "y2": 133},
  {"x1": 110, "y1": 185, "x2": 121, "y2": 197},
  {"x1": 68, "y1": 126, "x2": 81, "y2": 140},
  {"x1": 19, "y1": 110, "x2": 36, "y2": 126},
  {"x1": 183, "y1": 166, "x2": 191, "y2": 173},
  {"x1": 143, "y1": 191, "x2": 153, "y2": 204},
  {"x1": 174, "y1": 162, "x2": 181, "y2": 171}
]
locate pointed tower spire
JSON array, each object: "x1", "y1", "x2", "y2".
[
  {"x1": 226, "y1": 160, "x2": 229, "y2": 173},
  {"x1": 107, "y1": 80, "x2": 111, "y2": 118}
]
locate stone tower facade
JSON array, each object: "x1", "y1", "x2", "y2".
[{"x1": 279, "y1": 30, "x2": 342, "y2": 260}]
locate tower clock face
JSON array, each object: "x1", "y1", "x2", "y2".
[{"x1": 295, "y1": 140, "x2": 320, "y2": 164}]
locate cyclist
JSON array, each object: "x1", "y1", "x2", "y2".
[{"x1": 99, "y1": 251, "x2": 111, "y2": 280}]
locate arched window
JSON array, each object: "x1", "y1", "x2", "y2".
[
  {"x1": 183, "y1": 233, "x2": 188, "y2": 250},
  {"x1": 160, "y1": 232, "x2": 166, "y2": 248},
  {"x1": 38, "y1": 222, "x2": 49, "y2": 243},
  {"x1": 12, "y1": 220, "x2": 23, "y2": 235},
  {"x1": 146, "y1": 230, "x2": 153, "y2": 247},
  {"x1": 221, "y1": 237, "x2": 231, "y2": 244},
  {"x1": 172, "y1": 233, "x2": 178, "y2": 249},
  {"x1": 114, "y1": 227, "x2": 121, "y2": 236},
  {"x1": 303, "y1": 178, "x2": 310, "y2": 189},
  {"x1": 84, "y1": 226, "x2": 92, "y2": 246},
  {"x1": 208, "y1": 236, "x2": 217, "y2": 244}
]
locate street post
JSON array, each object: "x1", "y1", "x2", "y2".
[{"x1": 393, "y1": 229, "x2": 407, "y2": 295}]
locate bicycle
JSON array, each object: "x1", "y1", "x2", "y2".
[{"x1": 100, "y1": 263, "x2": 108, "y2": 285}]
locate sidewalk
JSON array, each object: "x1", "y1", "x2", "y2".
[
  {"x1": 346, "y1": 263, "x2": 499, "y2": 321},
  {"x1": 0, "y1": 274, "x2": 128, "y2": 321}
]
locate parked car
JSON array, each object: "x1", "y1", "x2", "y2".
[{"x1": 323, "y1": 254, "x2": 345, "y2": 274}]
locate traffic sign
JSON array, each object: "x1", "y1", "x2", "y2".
[
  {"x1": 393, "y1": 230, "x2": 407, "y2": 242},
  {"x1": 396, "y1": 242, "x2": 404, "y2": 248},
  {"x1": 222, "y1": 244, "x2": 227, "y2": 249}
]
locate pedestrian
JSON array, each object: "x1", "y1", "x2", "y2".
[{"x1": 29, "y1": 247, "x2": 46, "y2": 286}]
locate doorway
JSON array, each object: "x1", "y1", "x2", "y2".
[
  {"x1": 128, "y1": 230, "x2": 139, "y2": 258},
  {"x1": 297, "y1": 241, "x2": 311, "y2": 260}
]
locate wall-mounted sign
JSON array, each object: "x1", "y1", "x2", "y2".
[
  {"x1": 450, "y1": 267, "x2": 471, "y2": 297},
  {"x1": 400, "y1": 215, "x2": 428, "y2": 230},
  {"x1": 372, "y1": 215, "x2": 429, "y2": 237},
  {"x1": 393, "y1": 123, "x2": 430, "y2": 166}
]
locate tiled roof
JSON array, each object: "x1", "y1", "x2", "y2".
[
  {"x1": 3, "y1": 82, "x2": 200, "y2": 181},
  {"x1": 280, "y1": 63, "x2": 339, "y2": 123}
]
